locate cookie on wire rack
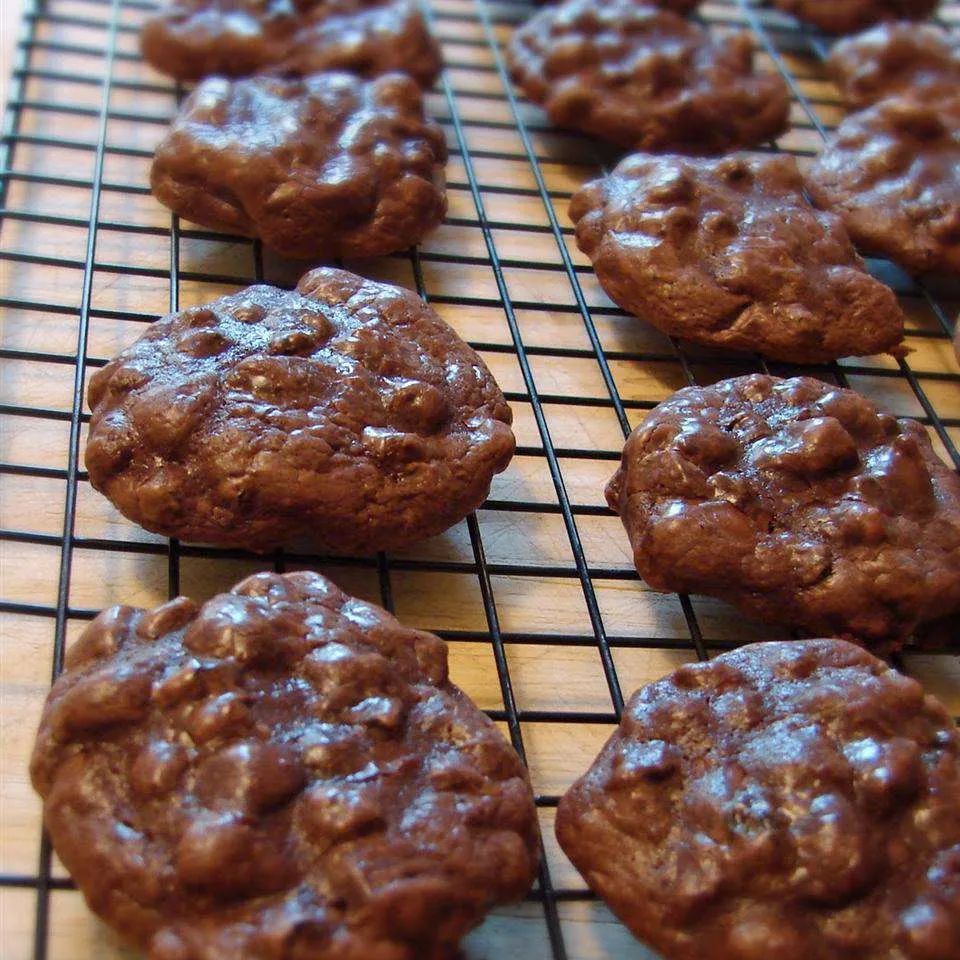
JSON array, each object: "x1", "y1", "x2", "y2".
[
  {"x1": 151, "y1": 71, "x2": 447, "y2": 260},
  {"x1": 808, "y1": 94, "x2": 960, "y2": 276},
  {"x1": 569, "y1": 151, "x2": 906, "y2": 362},
  {"x1": 506, "y1": 0, "x2": 790, "y2": 153},
  {"x1": 31, "y1": 570, "x2": 541, "y2": 960},
  {"x1": 558, "y1": 638, "x2": 960, "y2": 960},
  {"x1": 828, "y1": 21, "x2": 960, "y2": 109},
  {"x1": 141, "y1": 0, "x2": 443, "y2": 86},
  {"x1": 772, "y1": 0, "x2": 940, "y2": 35},
  {"x1": 605, "y1": 374, "x2": 960, "y2": 650},
  {"x1": 84, "y1": 268, "x2": 515, "y2": 554}
]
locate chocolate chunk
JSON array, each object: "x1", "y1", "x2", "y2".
[
  {"x1": 557, "y1": 638, "x2": 960, "y2": 960},
  {"x1": 606, "y1": 374, "x2": 960, "y2": 649},
  {"x1": 829, "y1": 22, "x2": 960, "y2": 109},
  {"x1": 85, "y1": 268, "x2": 515, "y2": 554},
  {"x1": 772, "y1": 0, "x2": 940, "y2": 35},
  {"x1": 141, "y1": 0, "x2": 443, "y2": 87},
  {"x1": 31, "y1": 571, "x2": 540, "y2": 960},
  {"x1": 505, "y1": 0, "x2": 790, "y2": 153},
  {"x1": 570, "y1": 152, "x2": 906, "y2": 362},
  {"x1": 809, "y1": 95, "x2": 960, "y2": 275},
  {"x1": 151, "y1": 71, "x2": 447, "y2": 260}
]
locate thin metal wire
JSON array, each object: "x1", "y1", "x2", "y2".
[{"x1": 25, "y1": 0, "x2": 123, "y2": 953}]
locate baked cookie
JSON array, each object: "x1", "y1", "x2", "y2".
[
  {"x1": 605, "y1": 374, "x2": 960, "y2": 649},
  {"x1": 808, "y1": 95, "x2": 960, "y2": 275},
  {"x1": 141, "y1": 0, "x2": 442, "y2": 86},
  {"x1": 85, "y1": 268, "x2": 515, "y2": 553},
  {"x1": 505, "y1": 0, "x2": 790, "y2": 153},
  {"x1": 151, "y1": 72, "x2": 447, "y2": 260},
  {"x1": 557, "y1": 638, "x2": 960, "y2": 960},
  {"x1": 533, "y1": 0, "x2": 700, "y2": 9},
  {"x1": 570, "y1": 152, "x2": 906, "y2": 362},
  {"x1": 31, "y1": 570, "x2": 540, "y2": 960},
  {"x1": 772, "y1": 0, "x2": 940, "y2": 35},
  {"x1": 829, "y1": 22, "x2": 960, "y2": 109}
]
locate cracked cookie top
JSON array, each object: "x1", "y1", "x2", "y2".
[
  {"x1": 85, "y1": 268, "x2": 515, "y2": 554},
  {"x1": 558, "y1": 638, "x2": 960, "y2": 960},
  {"x1": 151, "y1": 72, "x2": 447, "y2": 260},
  {"x1": 772, "y1": 0, "x2": 940, "y2": 34},
  {"x1": 809, "y1": 95, "x2": 960, "y2": 276},
  {"x1": 31, "y1": 570, "x2": 540, "y2": 960},
  {"x1": 506, "y1": 0, "x2": 790, "y2": 153},
  {"x1": 605, "y1": 374, "x2": 960, "y2": 648},
  {"x1": 141, "y1": 0, "x2": 443, "y2": 86},
  {"x1": 828, "y1": 22, "x2": 960, "y2": 109},
  {"x1": 570, "y1": 152, "x2": 905, "y2": 362}
]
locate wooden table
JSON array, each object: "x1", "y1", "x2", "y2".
[{"x1": 1, "y1": 1, "x2": 958, "y2": 958}]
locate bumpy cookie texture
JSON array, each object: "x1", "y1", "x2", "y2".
[
  {"x1": 606, "y1": 375, "x2": 960, "y2": 648},
  {"x1": 809, "y1": 96, "x2": 960, "y2": 275},
  {"x1": 556, "y1": 639, "x2": 960, "y2": 960},
  {"x1": 570, "y1": 152, "x2": 906, "y2": 362},
  {"x1": 505, "y1": 0, "x2": 790, "y2": 153},
  {"x1": 829, "y1": 22, "x2": 960, "y2": 109},
  {"x1": 151, "y1": 72, "x2": 447, "y2": 260},
  {"x1": 772, "y1": 0, "x2": 939, "y2": 34},
  {"x1": 30, "y1": 571, "x2": 540, "y2": 960},
  {"x1": 141, "y1": 0, "x2": 442, "y2": 86},
  {"x1": 85, "y1": 268, "x2": 515, "y2": 553}
]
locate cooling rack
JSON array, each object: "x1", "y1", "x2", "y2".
[{"x1": 1, "y1": 0, "x2": 959, "y2": 957}]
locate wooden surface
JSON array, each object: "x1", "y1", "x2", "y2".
[{"x1": 1, "y1": 0, "x2": 959, "y2": 958}]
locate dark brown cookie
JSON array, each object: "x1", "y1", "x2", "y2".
[
  {"x1": 505, "y1": 0, "x2": 790, "y2": 153},
  {"x1": 772, "y1": 0, "x2": 940, "y2": 35},
  {"x1": 30, "y1": 570, "x2": 540, "y2": 960},
  {"x1": 151, "y1": 72, "x2": 447, "y2": 260},
  {"x1": 829, "y1": 22, "x2": 960, "y2": 109},
  {"x1": 533, "y1": 0, "x2": 700, "y2": 9},
  {"x1": 605, "y1": 374, "x2": 960, "y2": 649},
  {"x1": 808, "y1": 95, "x2": 960, "y2": 275},
  {"x1": 84, "y1": 268, "x2": 515, "y2": 554},
  {"x1": 570, "y1": 152, "x2": 906, "y2": 362},
  {"x1": 557, "y1": 638, "x2": 960, "y2": 960},
  {"x1": 141, "y1": 0, "x2": 443, "y2": 86}
]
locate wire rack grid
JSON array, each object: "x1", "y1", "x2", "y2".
[{"x1": 0, "y1": 0, "x2": 958, "y2": 957}]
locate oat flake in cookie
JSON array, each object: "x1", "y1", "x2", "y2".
[
  {"x1": 151, "y1": 72, "x2": 447, "y2": 261},
  {"x1": 505, "y1": 0, "x2": 789, "y2": 154},
  {"x1": 808, "y1": 95, "x2": 960, "y2": 275},
  {"x1": 828, "y1": 21, "x2": 960, "y2": 109},
  {"x1": 84, "y1": 268, "x2": 515, "y2": 554},
  {"x1": 141, "y1": 0, "x2": 442, "y2": 86},
  {"x1": 570, "y1": 152, "x2": 905, "y2": 362},
  {"x1": 30, "y1": 571, "x2": 540, "y2": 960},
  {"x1": 606, "y1": 374, "x2": 960, "y2": 649},
  {"x1": 557, "y1": 639, "x2": 960, "y2": 960},
  {"x1": 772, "y1": 0, "x2": 939, "y2": 34}
]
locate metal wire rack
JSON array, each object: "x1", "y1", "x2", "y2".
[{"x1": 0, "y1": 0, "x2": 958, "y2": 957}]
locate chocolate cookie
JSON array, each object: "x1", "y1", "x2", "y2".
[
  {"x1": 829, "y1": 22, "x2": 960, "y2": 109},
  {"x1": 570, "y1": 152, "x2": 906, "y2": 362},
  {"x1": 151, "y1": 72, "x2": 447, "y2": 260},
  {"x1": 505, "y1": 0, "x2": 790, "y2": 153},
  {"x1": 84, "y1": 268, "x2": 515, "y2": 553},
  {"x1": 30, "y1": 570, "x2": 540, "y2": 960},
  {"x1": 772, "y1": 0, "x2": 940, "y2": 35},
  {"x1": 605, "y1": 374, "x2": 960, "y2": 649},
  {"x1": 141, "y1": 0, "x2": 443, "y2": 86},
  {"x1": 808, "y1": 95, "x2": 960, "y2": 275},
  {"x1": 557, "y1": 638, "x2": 960, "y2": 960}
]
